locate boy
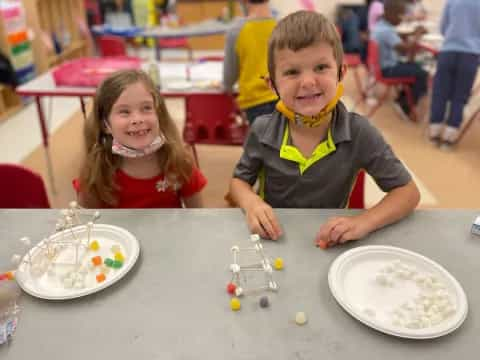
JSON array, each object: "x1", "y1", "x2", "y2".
[
  {"x1": 229, "y1": 10, "x2": 420, "y2": 247},
  {"x1": 223, "y1": 0, "x2": 278, "y2": 124},
  {"x1": 371, "y1": 0, "x2": 428, "y2": 118}
]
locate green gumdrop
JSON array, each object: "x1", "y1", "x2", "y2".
[
  {"x1": 104, "y1": 258, "x2": 114, "y2": 267},
  {"x1": 112, "y1": 260, "x2": 123, "y2": 269}
]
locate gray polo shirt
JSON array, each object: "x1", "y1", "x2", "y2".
[{"x1": 233, "y1": 101, "x2": 412, "y2": 208}]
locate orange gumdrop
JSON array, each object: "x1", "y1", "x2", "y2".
[
  {"x1": 316, "y1": 240, "x2": 328, "y2": 249},
  {"x1": 91, "y1": 256, "x2": 102, "y2": 266},
  {"x1": 96, "y1": 273, "x2": 106, "y2": 283}
]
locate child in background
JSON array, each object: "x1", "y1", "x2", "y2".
[
  {"x1": 371, "y1": 0, "x2": 428, "y2": 118},
  {"x1": 428, "y1": 0, "x2": 480, "y2": 146},
  {"x1": 229, "y1": 11, "x2": 420, "y2": 247},
  {"x1": 77, "y1": 70, "x2": 206, "y2": 208},
  {"x1": 223, "y1": 0, "x2": 278, "y2": 124},
  {"x1": 368, "y1": 0, "x2": 384, "y2": 31}
]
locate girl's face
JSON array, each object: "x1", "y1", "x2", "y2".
[
  {"x1": 106, "y1": 81, "x2": 160, "y2": 150},
  {"x1": 273, "y1": 42, "x2": 342, "y2": 117}
]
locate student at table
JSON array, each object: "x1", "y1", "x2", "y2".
[
  {"x1": 223, "y1": 0, "x2": 278, "y2": 124},
  {"x1": 428, "y1": 0, "x2": 480, "y2": 146},
  {"x1": 77, "y1": 70, "x2": 206, "y2": 208},
  {"x1": 371, "y1": 0, "x2": 428, "y2": 118},
  {"x1": 229, "y1": 10, "x2": 420, "y2": 247}
]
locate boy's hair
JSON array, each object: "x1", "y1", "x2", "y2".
[
  {"x1": 79, "y1": 69, "x2": 193, "y2": 206},
  {"x1": 248, "y1": 0, "x2": 269, "y2": 3},
  {"x1": 384, "y1": 0, "x2": 406, "y2": 15},
  {"x1": 267, "y1": 10, "x2": 344, "y2": 84}
]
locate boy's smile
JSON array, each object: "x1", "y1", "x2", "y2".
[{"x1": 273, "y1": 42, "x2": 342, "y2": 117}]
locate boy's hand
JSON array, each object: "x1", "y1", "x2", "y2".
[
  {"x1": 315, "y1": 215, "x2": 370, "y2": 249},
  {"x1": 245, "y1": 199, "x2": 283, "y2": 240}
]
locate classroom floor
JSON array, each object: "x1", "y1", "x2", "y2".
[{"x1": 1, "y1": 52, "x2": 479, "y2": 209}]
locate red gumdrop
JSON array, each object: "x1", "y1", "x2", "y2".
[{"x1": 226, "y1": 282, "x2": 236, "y2": 294}]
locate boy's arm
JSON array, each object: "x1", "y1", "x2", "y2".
[
  {"x1": 223, "y1": 26, "x2": 240, "y2": 92},
  {"x1": 316, "y1": 180, "x2": 420, "y2": 247},
  {"x1": 355, "y1": 180, "x2": 420, "y2": 234},
  {"x1": 439, "y1": 1, "x2": 450, "y2": 36},
  {"x1": 316, "y1": 115, "x2": 419, "y2": 248},
  {"x1": 229, "y1": 178, "x2": 283, "y2": 240}
]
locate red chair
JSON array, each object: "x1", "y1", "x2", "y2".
[
  {"x1": 97, "y1": 35, "x2": 128, "y2": 57},
  {"x1": 348, "y1": 170, "x2": 365, "y2": 209},
  {"x1": 182, "y1": 93, "x2": 248, "y2": 167},
  {"x1": 158, "y1": 38, "x2": 193, "y2": 61},
  {"x1": 364, "y1": 40, "x2": 417, "y2": 122},
  {"x1": 84, "y1": 0, "x2": 102, "y2": 25},
  {"x1": 0, "y1": 164, "x2": 50, "y2": 208},
  {"x1": 335, "y1": 26, "x2": 365, "y2": 98}
]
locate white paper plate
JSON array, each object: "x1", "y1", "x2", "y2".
[
  {"x1": 328, "y1": 246, "x2": 468, "y2": 339},
  {"x1": 16, "y1": 224, "x2": 140, "y2": 300}
]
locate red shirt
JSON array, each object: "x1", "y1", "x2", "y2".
[{"x1": 112, "y1": 168, "x2": 206, "y2": 208}]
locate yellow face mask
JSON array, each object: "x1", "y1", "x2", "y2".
[{"x1": 275, "y1": 83, "x2": 344, "y2": 128}]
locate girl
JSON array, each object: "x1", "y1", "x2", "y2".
[{"x1": 77, "y1": 69, "x2": 206, "y2": 208}]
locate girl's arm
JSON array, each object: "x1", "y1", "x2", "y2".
[
  {"x1": 183, "y1": 193, "x2": 204, "y2": 208},
  {"x1": 78, "y1": 190, "x2": 102, "y2": 209}
]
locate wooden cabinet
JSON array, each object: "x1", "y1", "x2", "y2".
[
  {"x1": 177, "y1": 0, "x2": 243, "y2": 50},
  {"x1": 22, "y1": 0, "x2": 92, "y2": 73}
]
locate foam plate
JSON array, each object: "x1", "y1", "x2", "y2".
[
  {"x1": 328, "y1": 245, "x2": 467, "y2": 339},
  {"x1": 16, "y1": 224, "x2": 140, "y2": 300}
]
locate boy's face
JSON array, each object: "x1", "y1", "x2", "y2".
[
  {"x1": 273, "y1": 42, "x2": 341, "y2": 117},
  {"x1": 385, "y1": 5, "x2": 406, "y2": 25}
]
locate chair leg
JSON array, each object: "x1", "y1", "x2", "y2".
[
  {"x1": 367, "y1": 85, "x2": 391, "y2": 118},
  {"x1": 190, "y1": 143, "x2": 200, "y2": 168},
  {"x1": 455, "y1": 106, "x2": 480, "y2": 144},
  {"x1": 404, "y1": 86, "x2": 417, "y2": 122},
  {"x1": 187, "y1": 46, "x2": 193, "y2": 62},
  {"x1": 353, "y1": 75, "x2": 376, "y2": 108}
]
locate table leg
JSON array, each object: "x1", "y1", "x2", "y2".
[
  {"x1": 80, "y1": 97, "x2": 87, "y2": 121},
  {"x1": 155, "y1": 38, "x2": 161, "y2": 61},
  {"x1": 35, "y1": 96, "x2": 56, "y2": 194}
]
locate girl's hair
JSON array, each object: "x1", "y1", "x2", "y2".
[
  {"x1": 267, "y1": 10, "x2": 344, "y2": 84},
  {"x1": 79, "y1": 69, "x2": 193, "y2": 206}
]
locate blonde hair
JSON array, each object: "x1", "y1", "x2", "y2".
[
  {"x1": 267, "y1": 10, "x2": 344, "y2": 84},
  {"x1": 79, "y1": 69, "x2": 193, "y2": 207}
]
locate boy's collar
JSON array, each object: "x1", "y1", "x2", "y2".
[
  {"x1": 275, "y1": 83, "x2": 344, "y2": 128},
  {"x1": 257, "y1": 100, "x2": 352, "y2": 150}
]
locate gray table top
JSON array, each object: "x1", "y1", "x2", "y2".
[{"x1": 0, "y1": 209, "x2": 479, "y2": 359}]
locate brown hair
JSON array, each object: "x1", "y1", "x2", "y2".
[
  {"x1": 78, "y1": 69, "x2": 193, "y2": 207},
  {"x1": 267, "y1": 10, "x2": 344, "y2": 84}
]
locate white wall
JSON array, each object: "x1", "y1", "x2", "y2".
[{"x1": 271, "y1": 0, "x2": 446, "y2": 21}]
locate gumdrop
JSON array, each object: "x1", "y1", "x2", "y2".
[
  {"x1": 273, "y1": 257, "x2": 284, "y2": 270},
  {"x1": 89, "y1": 240, "x2": 100, "y2": 251},
  {"x1": 114, "y1": 252, "x2": 125, "y2": 262},
  {"x1": 259, "y1": 296, "x2": 269, "y2": 308},
  {"x1": 91, "y1": 256, "x2": 102, "y2": 266},
  {"x1": 226, "y1": 282, "x2": 236, "y2": 294},
  {"x1": 230, "y1": 297, "x2": 241, "y2": 311}
]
